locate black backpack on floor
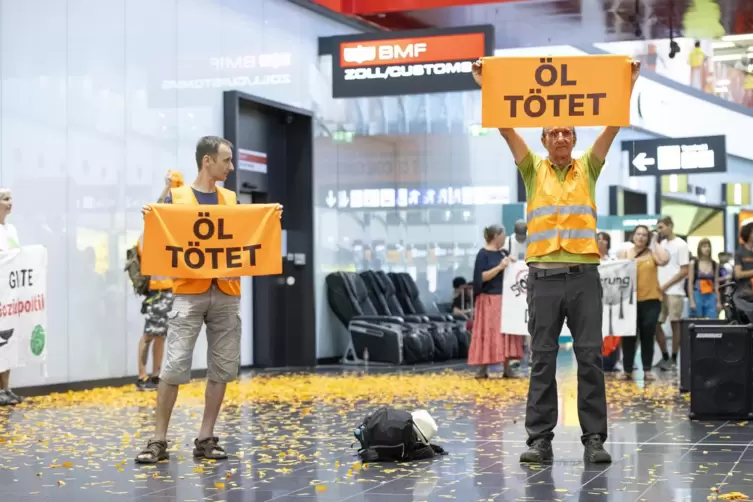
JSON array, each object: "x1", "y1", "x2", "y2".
[{"x1": 354, "y1": 407, "x2": 447, "y2": 462}]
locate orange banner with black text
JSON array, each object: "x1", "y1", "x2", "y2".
[
  {"x1": 481, "y1": 55, "x2": 632, "y2": 128},
  {"x1": 141, "y1": 204, "x2": 282, "y2": 279}
]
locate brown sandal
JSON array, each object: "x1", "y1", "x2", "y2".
[
  {"x1": 193, "y1": 437, "x2": 228, "y2": 460},
  {"x1": 135, "y1": 439, "x2": 169, "y2": 464}
]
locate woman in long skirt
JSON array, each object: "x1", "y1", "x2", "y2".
[{"x1": 468, "y1": 224, "x2": 524, "y2": 378}]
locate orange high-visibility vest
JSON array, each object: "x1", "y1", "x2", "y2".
[
  {"x1": 170, "y1": 184, "x2": 240, "y2": 297},
  {"x1": 526, "y1": 159, "x2": 599, "y2": 260},
  {"x1": 136, "y1": 234, "x2": 173, "y2": 291}
]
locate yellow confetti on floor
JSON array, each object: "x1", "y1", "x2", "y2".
[
  {"x1": 0, "y1": 370, "x2": 706, "y2": 501},
  {"x1": 5, "y1": 371, "x2": 686, "y2": 411}
]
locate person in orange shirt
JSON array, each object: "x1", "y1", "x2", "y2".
[
  {"x1": 135, "y1": 137, "x2": 282, "y2": 464},
  {"x1": 618, "y1": 225, "x2": 669, "y2": 381}
]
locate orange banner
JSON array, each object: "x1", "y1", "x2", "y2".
[
  {"x1": 141, "y1": 204, "x2": 282, "y2": 279},
  {"x1": 340, "y1": 33, "x2": 485, "y2": 68},
  {"x1": 481, "y1": 55, "x2": 632, "y2": 128}
]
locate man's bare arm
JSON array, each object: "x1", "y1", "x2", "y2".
[
  {"x1": 498, "y1": 128, "x2": 530, "y2": 165},
  {"x1": 591, "y1": 127, "x2": 621, "y2": 163}
]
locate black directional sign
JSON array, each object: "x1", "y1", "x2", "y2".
[{"x1": 622, "y1": 135, "x2": 727, "y2": 177}]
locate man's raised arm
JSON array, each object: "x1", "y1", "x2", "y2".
[
  {"x1": 472, "y1": 60, "x2": 530, "y2": 165},
  {"x1": 590, "y1": 60, "x2": 641, "y2": 163}
]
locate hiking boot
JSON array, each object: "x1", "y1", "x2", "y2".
[
  {"x1": 520, "y1": 438, "x2": 553, "y2": 464},
  {"x1": 583, "y1": 435, "x2": 612, "y2": 463}
]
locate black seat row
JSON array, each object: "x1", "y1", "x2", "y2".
[{"x1": 326, "y1": 271, "x2": 471, "y2": 365}]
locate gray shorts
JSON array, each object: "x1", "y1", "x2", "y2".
[{"x1": 160, "y1": 284, "x2": 241, "y2": 385}]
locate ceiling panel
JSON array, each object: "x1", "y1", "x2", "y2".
[{"x1": 363, "y1": 0, "x2": 751, "y2": 44}]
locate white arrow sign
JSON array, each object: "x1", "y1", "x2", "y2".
[
  {"x1": 325, "y1": 190, "x2": 336, "y2": 208},
  {"x1": 337, "y1": 190, "x2": 350, "y2": 208},
  {"x1": 632, "y1": 152, "x2": 656, "y2": 172}
]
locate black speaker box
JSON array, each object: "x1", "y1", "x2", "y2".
[
  {"x1": 680, "y1": 318, "x2": 725, "y2": 393},
  {"x1": 689, "y1": 323, "x2": 753, "y2": 421}
]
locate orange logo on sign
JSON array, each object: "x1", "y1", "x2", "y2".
[
  {"x1": 339, "y1": 33, "x2": 485, "y2": 68},
  {"x1": 481, "y1": 55, "x2": 632, "y2": 128},
  {"x1": 141, "y1": 204, "x2": 282, "y2": 279}
]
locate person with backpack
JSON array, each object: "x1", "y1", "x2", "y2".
[
  {"x1": 688, "y1": 238, "x2": 721, "y2": 319},
  {"x1": 130, "y1": 171, "x2": 183, "y2": 390}
]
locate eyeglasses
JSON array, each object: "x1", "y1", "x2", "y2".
[{"x1": 546, "y1": 129, "x2": 573, "y2": 139}]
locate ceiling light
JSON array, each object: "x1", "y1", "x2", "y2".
[
  {"x1": 721, "y1": 34, "x2": 753, "y2": 42},
  {"x1": 712, "y1": 41, "x2": 737, "y2": 49},
  {"x1": 712, "y1": 54, "x2": 744, "y2": 61}
]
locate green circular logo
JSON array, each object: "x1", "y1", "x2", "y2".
[{"x1": 30, "y1": 325, "x2": 45, "y2": 357}]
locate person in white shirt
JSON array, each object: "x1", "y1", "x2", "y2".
[
  {"x1": 505, "y1": 220, "x2": 530, "y2": 372},
  {"x1": 505, "y1": 220, "x2": 528, "y2": 260},
  {"x1": 655, "y1": 216, "x2": 689, "y2": 370},
  {"x1": 0, "y1": 188, "x2": 22, "y2": 406}
]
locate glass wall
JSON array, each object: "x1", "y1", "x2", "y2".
[{"x1": 4, "y1": 0, "x2": 357, "y2": 386}]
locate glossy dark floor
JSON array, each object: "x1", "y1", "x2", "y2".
[{"x1": 1, "y1": 352, "x2": 751, "y2": 502}]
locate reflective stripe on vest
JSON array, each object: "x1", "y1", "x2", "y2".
[
  {"x1": 170, "y1": 185, "x2": 240, "y2": 297},
  {"x1": 528, "y1": 228, "x2": 597, "y2": 243},
  {"x1": 136, "y1": 234, "x2": 173, "y2": 290},
  {"x1": 526, "y1": 204, "x2": 597, "y2": 222},
  {"x1": 525, "y1": 158, "x2": 599, "y2": 260}
]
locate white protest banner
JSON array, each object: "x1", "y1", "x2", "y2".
[
  {"x1": 500, "y1": 260, "x2": 531, "y2": 336},
  {"x1": 0, "y1": 245, "x2": 48, "y2": 373},
  {"x1": 501, "y1": 259, "x2": 636, "y2": 338}
]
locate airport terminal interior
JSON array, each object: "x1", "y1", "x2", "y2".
[{"x1": 3, "y1": 0, "x2": 753, "y2": 501}]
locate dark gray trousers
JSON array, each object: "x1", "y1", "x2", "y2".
[{"x1": 525, "y1": 265, "x2": 608, "y2": 446}]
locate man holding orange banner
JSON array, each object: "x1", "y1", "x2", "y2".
[
  {"x1": 135, "y1": 136, "x2": 282, "y2": 464},
  {"x1": 472, "y1": 58, "x2": 640, "y2": 465}
]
